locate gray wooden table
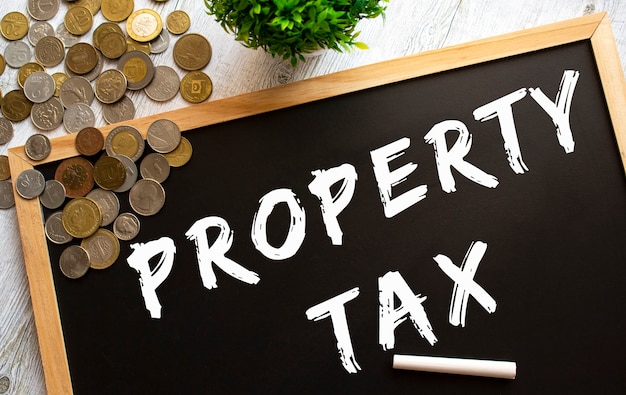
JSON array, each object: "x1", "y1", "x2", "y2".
[{"x1": 1, "y1": 1, "x2": 625, "y2": 393}]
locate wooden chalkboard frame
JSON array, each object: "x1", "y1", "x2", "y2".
[{"x1": 8, "y1": 12, "x2": 626, "y2": 394}]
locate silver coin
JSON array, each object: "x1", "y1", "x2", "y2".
[
  {"x1": 0, "y1": 118, "x2": 14, "y2": 145},
  {"x1": 45, "y1": 211, "x2": 73, "y2": 244},
  {"x1": 34, "y1": 35, "x2": 65, "y2": 67},
  {"x1": 59, "y1": 76, "x2": 94, "y2": 108},
  {"x1": 140, "y1": 153, "x2": 170, "y2": 183},
  {"x1": 112, "y1": 154, "x2": 138, "y2": 193},
  {"x1": 66, "y1": 49, "x2": 103, "y2": 82},
  {"x1": 40, "y1": 180, "x2": 66, "y2": 209},
  {"x1": 56, "y1": 22, "x2": 80, "y2": 47},
  {"x1": 24, "y1": 133, "x2": 52, "y2": 161},
  {"x1": 86, "y1": 188, "x2": 120, "y2": 227},
  {"x1": 113, "y1": 212, "x2": 140, "y2": 241},
  {"x1": 95, "y1": 69, "x2": 127, "y2": 104},
  {"x1": 129, "y1": 178, "x2": 166, "y2": 216},
  {"x1": 28, "y1": 21, "x2": 54, "y2": 46},
  {"x1": 0, "y1": 180, "x2": 15, "y2": 209},
  {"x1": 63, "y1": 103, "x2": 95, "y2": 133},
  {"x1": 144, "y1": 65, "x2": 180, "y2": 102},
  {"x1": 15, "y1": 169, "x2": 46, "y2": 199},
  {"x1": 150, "y1": 29, "x2": 170, "y2": 54},
  {"x1": 146, "y1": 119, "x2": 181, "y2": 153},
  {"x1": 102, "y1": 95, "x2": 135, "y2": 124},
  {"x1": 117, "y1": 50, "x2": 155, "y2": 90},
  {"x1": 24, "y1": 71, "x2": 56, "y2": 103},
  {"x1": 31, "y1": 97, "x2": 64, "y2": 131},
  {"x1": 105, "y1": 125, "x2": 145, "y2": 162},
  {"x1": 28, "y1": 0, "x2": 60, "y2": 21},
  {"x1": 4, "y1": 41, "x2": 31, "y2": 68},
  {"x1": 59, "y1": 245, "x2": 90, "y2": 279}
]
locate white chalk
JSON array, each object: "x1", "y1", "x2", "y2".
[{"x1": 392, "y1": 354, "x2": 517, "y2": 379}]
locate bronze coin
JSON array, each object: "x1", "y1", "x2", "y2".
[
  {"x1": 54, "y1": 157, "x2": 95, "y2": 198},
  {"x1": 75, "y1": 127, "x2": 104, "y2": 156},
  {"x1": 93, "y1": 155, "x2": 126, "y2": 190}
]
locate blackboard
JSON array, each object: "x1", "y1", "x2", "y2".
[{"x1": 10, "y1": 13, "x2": 626, "y2": 394}]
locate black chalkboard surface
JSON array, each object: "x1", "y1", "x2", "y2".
[{"x1": 12, "y1": 13, "x2": 626, "y2": 395}]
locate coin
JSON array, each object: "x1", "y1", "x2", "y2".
[
  {"x1": 164, "y1": 136, "x2": 193, "y2": 167},
  {"x1": 4, "y1": 41, "x2": 32, "y2": 68},
  {"x1": 28, "y1": 21, "x2": 54, "y2": 46},
  {"x1": 56, "y1": 22, "x2": 80, "y2": 47},
  {"x1": 63, "y1": 103, "x2": 95, "y2": 133},
  {"x1": 64, "y1": 6, "x2": 93, "y2": 36},
  {"x1": 99, "y1": 31, "x2": 127, "y2": 59},
  {"x1": 140, "y1": 153, "x2": 170, "y2": 183},
  {"x1": 62, "y1": 197, "x2": 102, "y2": 238},
  {"x1": 95, "y1": 69, "x2": 127, "y2": 104},
  {"x1": 28, "y1": 0, "x2": 61, "y2": 21},
  {"x1": 144, "y1": 65, "x2": 179, "y2": 102},
  {"x1": 0, "y1": 180, "x2": 14, "y2": 209},
  {"x1": 31, "y1": 97, "x2": 64, "y2": 131},
  {"x1": 125, "y1": 36, "x2": 151, "y2": 54},
  {"x1": 113, "y1": 212, "x2": 140, "y2": 240},
  {"x1": 66, "y1": 42, "x2": 98, "y2": 75},
  {"x1": 173, "y1": 33, "x2": 212, "y2": 71},
  {"x1": 129, "y1": 178, "x2": 165, "y2": 216},
  {"x1": 75, "y1": 126, "x2": 104, "y2": 156},
  {"x1": 59, "y1": 245, "x2": 90, "y2": 278},
  {"x1": 0, "y1": 118, "x2": 14, "y2": 145},
  {"x1": 112, "y1": 154, "x2": 137, "y2": 193},
  {"x1": 45, "y1": 211, "x2": 73, "y2": 244},
  {"x1": 166, "y1": 10, "x2": 191, "y2": 35},
  {"x1": 127, "y1": 9, "x2": 162, "y2": 43},
  {"x1": 0, "y1": 54, "x2": 5, "y2": 75},
  {"x1": 93, "y1": 155, "x2": 126, "y2": 190},
  {"x1": 102, "y1": 95, "x2": 135, "y2": 124},
  {"x1": 55, "y1": 157, "x2": 95, "y2": 198},
  {"x1": 105, "y1": 125, "x2": 145, "y2": 161},
  {"x1": 149, "y1": 29, "x2": 169, "y2": 54},
  {"x1": 24, "y1": 71, "x2": 55, "y2": 103},
  {"x1": 93, "y1": 22, "x2": 124, "y2": 50},
  {"x1": 17, "y1": 62, "x2": 46, "y2": 89},
  {"x1": 15, "y1": 169, "x2": 46, "y2": 199},
  {"x1": 81, "y1": 228, "x2": 120, "y2": 270},
  {"x1": 1, "y1": 90, "x2": 33, "y2": 122},
  {"x1": 180, "y1": 71, "x2": 213, "y2": 103},
  {"x1": 34, "y1": 35, "x2": 65, "y2": 67},
  {"x1": 52, "y1": 72, "x2": 68, "y2": 96},
  {"x1": 147, "y1": 119, "x2": 181, "y2": 153},
  {"x1": 40, "y1": 179, "x2": 66, "y2": 209},
  {"x1": 0, "y1": 155, "x2": 10, "y2": 180},
  {"x1": 66, "y1": 49, "x2": 103, "y2": 82},
  {"x1": 101, "y1": 0, "x2": 134, "y2": 22},
  {"x1": 117, "y1": 50, "x2": 155, "y2": 90},
  {"x1": 1, "y1": 12, "x2": 29, "y2": 41},
  {"x1": 69, "y1": 0, "x2": 102, "y2": 16},
  {"x1": 86, "y1": 188, "x2": 120, "y2": 226},
  {"x1": 25, "y1": 133, "x2": 52, "y2": 161}
]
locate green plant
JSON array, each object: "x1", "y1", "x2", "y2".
[{"x1": 204, "y1": 0, "x2": 389, "y2": 66}]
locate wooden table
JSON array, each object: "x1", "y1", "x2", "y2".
[{"x1": 1, "y1": 1, "x2": 625, "y2": 393}]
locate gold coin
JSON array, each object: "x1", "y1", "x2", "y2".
[
  {"x1": 125, "y1": 36, "x2": 151, "y2": 54},
  {"x1": 1, "y1": 90, "x2": 33, "y2": 122},
  {"x1": 54, "y1": 157, "x2": 95, "y2": 198},
  {"x1": 173, "y1": 33, "x2": 212, "y2": 71},
  {"x1": 93, "y1": 155, "x2": 126, "y2": 190},
  {"x1": 0, "y1": 155, "x2": 10, "y2": 181},
  {"x1": 180, "y1": 70, "x2": 212, "y2": 103},
  {"x1": 164, "y1": 136, "x2": 192, "y2": 167},
  {"x1": 100, "y1": 31, "x2": 127, "y2": 59},
  {"x1": 64, "y1": 6, "x2": 94, "y2": 36},
  {"x1": 52, "y1": 72, "x2": 69, "y2": 97},
  {"x1": 62, "y1": 197, "x2": 102, "y2": 238},
  {"x1": 93, "y1": 22, "x2": 124, "y2": 50},
  {"x1": 17, "y1": 62, "x2": 46, "y2": 89},
  {"x1": 127, "y1": 9, "x2": 162, "y2": 43},
  {"x1": 101, "y1": 0, "x2": 134, "y2": 22},
  {"x1": 0, "y1": 54, "x2": 5, "y2": 76},
  {"x1": 81, "y1": 228, "x2": 120, "y2": 270},
  {"x1": 70, "y1": 0, "x2": 102, "y2": 16},
  {"x1": 166, "y1": 10, "x2": 190, "y2": 35},
  {"x1": 66, "y1": 42, "x2": 98, "y2": 75},
  {"x1": 1, "y1": 12, "x2": 29, "y2": 41}
]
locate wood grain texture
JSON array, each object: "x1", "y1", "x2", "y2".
[{"x1": 1, "y1": 1, "x2": 625, "y2": 394}]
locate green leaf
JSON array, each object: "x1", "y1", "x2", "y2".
[{"x1": 354, "y1": 41, "x2": 369, "y2": 50}]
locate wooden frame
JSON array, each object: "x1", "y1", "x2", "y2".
[{"x1": 8, "y1": 12, "x2": 625, "y2": 394}]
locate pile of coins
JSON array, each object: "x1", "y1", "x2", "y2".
[
  {"x1": 0, "y1": 0, "x2": 214, "y2": 147},
  {"x1": 15, "y1": 119, "x2": 192, "y2": 279}
]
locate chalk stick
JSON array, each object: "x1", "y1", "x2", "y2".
[{"x1": 392, "y1": 355, "x2": 517, "y2": 379}]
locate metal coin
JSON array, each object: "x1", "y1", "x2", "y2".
[
  {"x1": 95, "y1": 69, "x2": 127, "y2": 104},
  {"x1": 28, "y1": 21, "x2": 54, "y2": 46},
  {"x1": 28, "y1": 0, "x2": 61, "y2": 21},
  {"x1": 81, "y1": 228, "x2": 120, "y2": 270},
  {"x1": 1, "y1": 90, "x2": 33, "y2": 122},
  {"x1": 112, "y1": 154, "x2": 138, "y2": 193},
  {"x1": 56, "y1": 23, "x2": 80, "y2": 47},
  {"x1": 149, "y1": 29, "x2": 169, "y2": 54},
  {"x1": 144, "y1": 65, "x2": 179, "y2": 102},
  {"x1": 86, "y1": 188, "x2": 120, "y2": 226},
  {"x1": 31, "y1": 97, "x2": 64, "y2": 131},
  {"x1": 129, "y1": 178, "x2": 165, "y2": 216},
  {"x1": 54, "y1": 157, "x2": 95, "y2": 198},
  {"x1": 63, "y1": 103, "x2": 95, "y2": 133},
  {"x1": 180, "y1": 71, "x2": 213, "y2": 103},
  {"x1": 59, "y1": 245, "x2": 90, "y2": 279},
  {"x1": 45, "y1": 211, "x2": 73, "y2": 244},
  {"x1": 66, "y1": 42, "x2": 98, "y2": 75},
  {"x1": 59, "y1": 76, "x2": 94, "y2": 107},
  {"x1": 93, "y1": 155, "x2": 126, "y2": 190},
  {"x1": 40, "y1": 180, "x2": 66, "y2": 209},
  {"x1": 147, "y1": 119, "x2": 181, "y2": 153},
  {"x1": 15, "y1": 169, "x2": 46, "y2": 199},
  {"x1": 34, "y1": 35, "x2": 65, "y2": 67},
  {"x1": 24, "y1": 71, "x2": 55, "y2": 103},
  {"x1": 117, "y1": 50, "x2": 155, "y2": 90},
  {"x1": 166, "y1": 10, "x2": 191, "y2": 35},
  {"x1": 127, "y1": 9, "x2": 163, "y2": 43},
  {"x1": 0, "y1": 180, "x2": 14, "y2": 209},
  {"x1": 24, "y1": 133, "x2": 52, "y2": 161},
  {"x1": 125, "y1": 36, "x2": 151, "y2": 54},
  {"x1": 0, "y1": 155, "x2": 10, "y2": 181},
  {"x1": 1, "y1": 12, "x2": 29, "y2": 41},
  {"x1": 66, "y1": 49, "x2": 103, "y2": 82},
  {"x1": 52, "y1": 72, "x2": 68, "y2": 97},
  {"x1": 69, "y1": 0, "x2": 102, "y2": 16},
  {"x1": 62, "y1": 197, "x2": 102, "y2": 238},
  {"x1": 105, "y1": 125, "x2": 145, "y2": 162},
  {"x1": 64, "y1": 5, "x2": 93, "y2": 36},
  {"x1": 102, "y1": 95, "x2": 135, "y2": 124},
  {"x1": 4, "y1": 41, "x2": 32, "y2": 68},
  {"x1": 140, "y1": 153, "x2": 170, "y2": 183},
  {"x1": 75, "y1": 126, "x2": 104, "y2": 156},
  {"x1": 173, "y1": 33, "x2": 211, "y2": 71},
  {"x1": 101, "y1": 0, "x2": 134, "y2": 22},
  {"x1": 0, "y1": 54, "x2": 5, "y2": 76},
  {"x1": 113, "y1": 212, "x2": 140, "y2": 241},
  {"x1": 99, "y1": 31, "x2": 127, "y2": 59},
  {"x1": 93, "y1": 22, "x2": 124, "y2": 51},
  {"x1": 0, "y1": 118, "x2": 14, "y2": 145},
  {"x1": 17, "y1": 62, "x2": 46, "y2": 90},
  {"x1": 163, "y1": 136, "x2": 193, "y2": 167}
]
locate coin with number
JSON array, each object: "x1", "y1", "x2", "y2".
[
  {"x1": 28, "y1": 0, "x2": 61, "y2": 21},
  {"x1": 1, "y1": 12, "x2": 29, "y2": 41},
  {"x1": 55, "y1": 157, "x2": 95, "y2": 198},
  {"x1": 64, "y1": 5, "x2": 93, "y2": 36},
  {"x1": 4, "y1": 41, "x2": 32, "y2": 68},
  {"x1": 81, "y1": 228, "x2": 120, "y2": 270},
  {"x1": 113, "y1": 212, "x2": 140, "y2": 241},
  {"x1": 25, "y1": 133, "x2": 52, "y2": 161},
  {"x1": 45, "y1": 211, "x2": 73, "y2": 244},
  {"x1": 62, "y1": 197, "x2": 102, "y2": 238},
  {"x1": 15, "y1": 169, "x2": 46, "y2": 199},
  {"x1": 129, "y1": 178, "x2": 166, "y2": 216},
  {"x1": 101, "y1": 0, "x2": 134, "y2": 22},
  {"x1": 24, "y1": 71, "x2": 56, "y2": 103},
  {"x1": 1, "y1": 90, "x2": 33, "y2": 122},
  {"x1": 94, "y1": 155, "x2": 126, "y2": 190},
  {"x1": 59, "y1": 245, "x2": 90, "y2": 279}
]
